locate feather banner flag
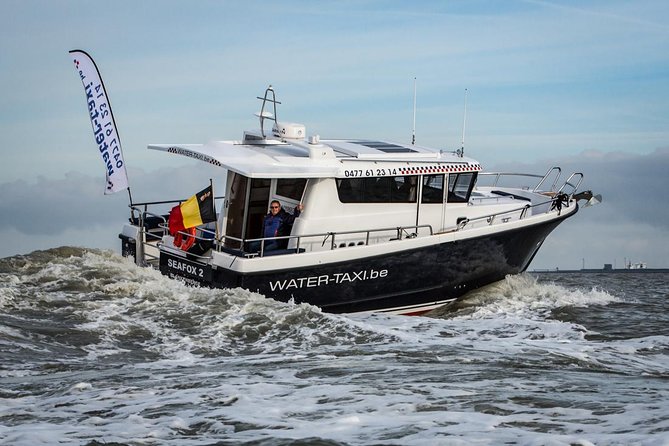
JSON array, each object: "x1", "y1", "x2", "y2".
[
  {"x1": 168, "y1": 185, "x2": 216, "y2": 236},
  {"x1": 69, "y1": 49, "x2": 129, "y2": 194}
]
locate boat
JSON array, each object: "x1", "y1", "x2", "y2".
[{"x1": 116, "y1": 85, "x2": 599, "y2": 315}]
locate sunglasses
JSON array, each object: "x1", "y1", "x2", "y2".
[{"x1": 270, "y1": 205, "x2": 280, "y2": 209}]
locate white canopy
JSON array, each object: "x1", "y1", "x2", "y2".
[{"x1": 149, "y1": 138, "x2": 481, "y2": 179}]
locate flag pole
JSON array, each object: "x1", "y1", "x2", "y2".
[
  {"x1": 210, "y1": 178, "x2": 220, "y2": 245},
  {"x1": 127, "y1": 187, "x2": 134, "y2": 218}
]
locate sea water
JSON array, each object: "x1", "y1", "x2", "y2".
[{"x1": 1, "y1": 247, "x2": 667, "y2": 445}]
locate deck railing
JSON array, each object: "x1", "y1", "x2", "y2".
[
  {"x1": 478, "y1": 167, "x2": 583, "y2": 194},
  {"x1": 154, "y1": 194, "x2": 569, "y2": 260},
  {"x1": 216, "y1": 224, "x2": 434, "y2": 257},
  {"x1": 455, "y1": 197, "x2": 557, "y2": 232},
  {"x1": 128, "y1": 196, "x2": 224, "y2": 265},
  {"x1": 129, "y1": 170, "x2": 579, "y2": 262}
]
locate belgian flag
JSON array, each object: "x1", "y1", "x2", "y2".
[{"x1": 168, "y1": 185, "x2": 216, "y2": 235}]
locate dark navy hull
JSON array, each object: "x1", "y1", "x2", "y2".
[{"x1": 157, "y1": 212, "x2": 572, "y2": 314}]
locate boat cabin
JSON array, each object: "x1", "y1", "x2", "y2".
[
  {"x1": 216, "y1": 138, "x2": 481, "y2": 256},
  {"x1": 149, "y1": 86, "x2": 485, "y2": 258}
]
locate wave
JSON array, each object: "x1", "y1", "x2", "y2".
[
  {"x1": 2, "y1": 249, "x2": 669, "y2": 446},
  {"x1": 0, "y1": 248, "x2": 401, "y2": 365},
  {"x1": 2, "y1": 247, "x2": 663, "y2": 379},
  {"x1": 431, "y1": 272, "x2": 619, "y2": 320}
]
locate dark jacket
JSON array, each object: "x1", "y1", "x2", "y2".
[{"x1": 262, "y1": 208, "x2": 301, "y2": 246}]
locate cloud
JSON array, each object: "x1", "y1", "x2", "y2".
[
  {"x1": 573, "y1": 148, "x2": 669, "y2": 230},
  {"x1": 489, "y1": 147, "x2": 669, "y2": 268},
  {"x1": 0, "y1": 173, "x2": 119, "y2": 236},
  {"x1": 491, "y1": 147, "x2": 669, "y2": 230},
  {"x1": 523, "y1": 0, "x2": 669, "y2": 34},
  {"x1": 0, "y1": 163, "x2": 222, "y2": 237}
]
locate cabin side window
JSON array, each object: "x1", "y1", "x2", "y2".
[
  {"x1": 224, "y1": 172, "x2": 250, "y2": 249},
  {"x1": 421, "y1": 174, "x2": 444, "y2": 203},
  {"x1": 448, "y1": 172, "x2": 477, "y2": 203},
  {"x1": 336, "y1": 176, "x2": 418, "y2": 203},
  {"x1": 246, "y1": 178, "x2": 272, "y2": 242},
  {"x1": 276, "y1": 178, "x2": 307, "y2": 201}
]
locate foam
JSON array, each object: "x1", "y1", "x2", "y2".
[{"x1": 1, "y1": 249, "x2": 668, "y2": 445}]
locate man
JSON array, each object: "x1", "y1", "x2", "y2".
[{"x1": 259, "y1": 200, "x2": 304, "y2": 251}]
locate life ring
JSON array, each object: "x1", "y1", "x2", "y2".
[{"x1": 174, "y1": 227, "x2": 197, "y2": 251}]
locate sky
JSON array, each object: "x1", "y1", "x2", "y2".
[{"x1": 1, "y1": 0, "x2": 668, "y2": 269}]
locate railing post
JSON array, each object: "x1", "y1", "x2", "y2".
[{"x1": 135, "y1": 212, "x2": 145, "y2": 266}]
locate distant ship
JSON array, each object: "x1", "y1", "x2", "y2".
[{"x1": 534, "y1": 261, "x2": 668, "y2": 274}]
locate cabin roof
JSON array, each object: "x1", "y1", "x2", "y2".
[{"x1": 149, "y1": 137, "x2": 482, "y2": 179}]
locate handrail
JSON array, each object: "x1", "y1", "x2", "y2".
[
  {"x1": 129, "y1": 195, "x2": 225, "y2": 209},
  {"x1": 216, "y1": 224, "x2": 434, "y2": 257},
  {"x1": 156, "y1": 227, "x2": 215, "y2": 261},
  {"x1": 159, "y1": 240, "x2": 214, "y2": 261},
  {"x1": 479, "y1": 171, "x2": 544, "y2": 188},
  {"x1": 153, "y1": 194, "x2": 569, "y2": 260},
  {"x1": 533, "y1": 167, "x2": 561, "y2": 192},
  {"x1": 131, "y1": 208, "x2": 167, "y2": 225},
  {"x1": 458, "y1": 195, "x2": 564, "y2": 231},
  {"x1": 130, "y1": 200, "x2": 221, "y2": 265},
  {"x1": 144, "y1": 211, "x2": 168, "y2": 240},
  {"x1": 479, "y1": 167, "x2": 565, "y2": 193},
  {"x1": 216, "y1": 194, "x2": 565, "y2": 258},
  {"x1": 144, "y1": 192, "x2": 572, "y2": 261},
  {"x1": 558, "y1": 173, "x2": 583, "y2": 195},
  {"x1": 131, "y1": 209, "x2": 168, "y2": 266}
]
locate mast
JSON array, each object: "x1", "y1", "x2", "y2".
[
  {"x1": 256, "y1": 85, "x2": 280, "y2": 138},
  {"x1": 411, "y1": 77, "x2": 417, "y2": 145},
  {"x1": 458, "y1": 88, "x2": 468, "y2": 158}
]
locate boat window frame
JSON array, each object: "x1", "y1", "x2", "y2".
[
  {"x1": 336, "y1": 175, "x2": 419, "y2": 203},
  {"x1": 275, "y1": 178, "x2": 307, "y2": 202},
  {"x1": 223, "y1": 172, "x2": 250, "y2": 249},
  {"x1": 244, "y1": 178, "x2": 272, "y2": 242},
  {"x1": 447, "y1": 172, "x2": 478, "y2": 203},
  {"x1": 421, "y1": 174, "x2": 445, "y2": 204}
]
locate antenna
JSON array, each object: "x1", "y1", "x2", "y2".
[
  {"x1": 458, "y1": 88, "x2": 468, "y2": 157},
  {"x1": 255, "y1": 85, "x2": 280, "y2": 138},
  {"x1": 411, "y1": 77, "x2": 417, "y2": 145}
]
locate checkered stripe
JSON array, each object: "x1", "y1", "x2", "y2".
[
  {"x1": 398, "y1": 164, "x2": 481, "y2": 175},
  {"x1": 167, "y1": 147, "x2": 223, "y2": 167}
]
